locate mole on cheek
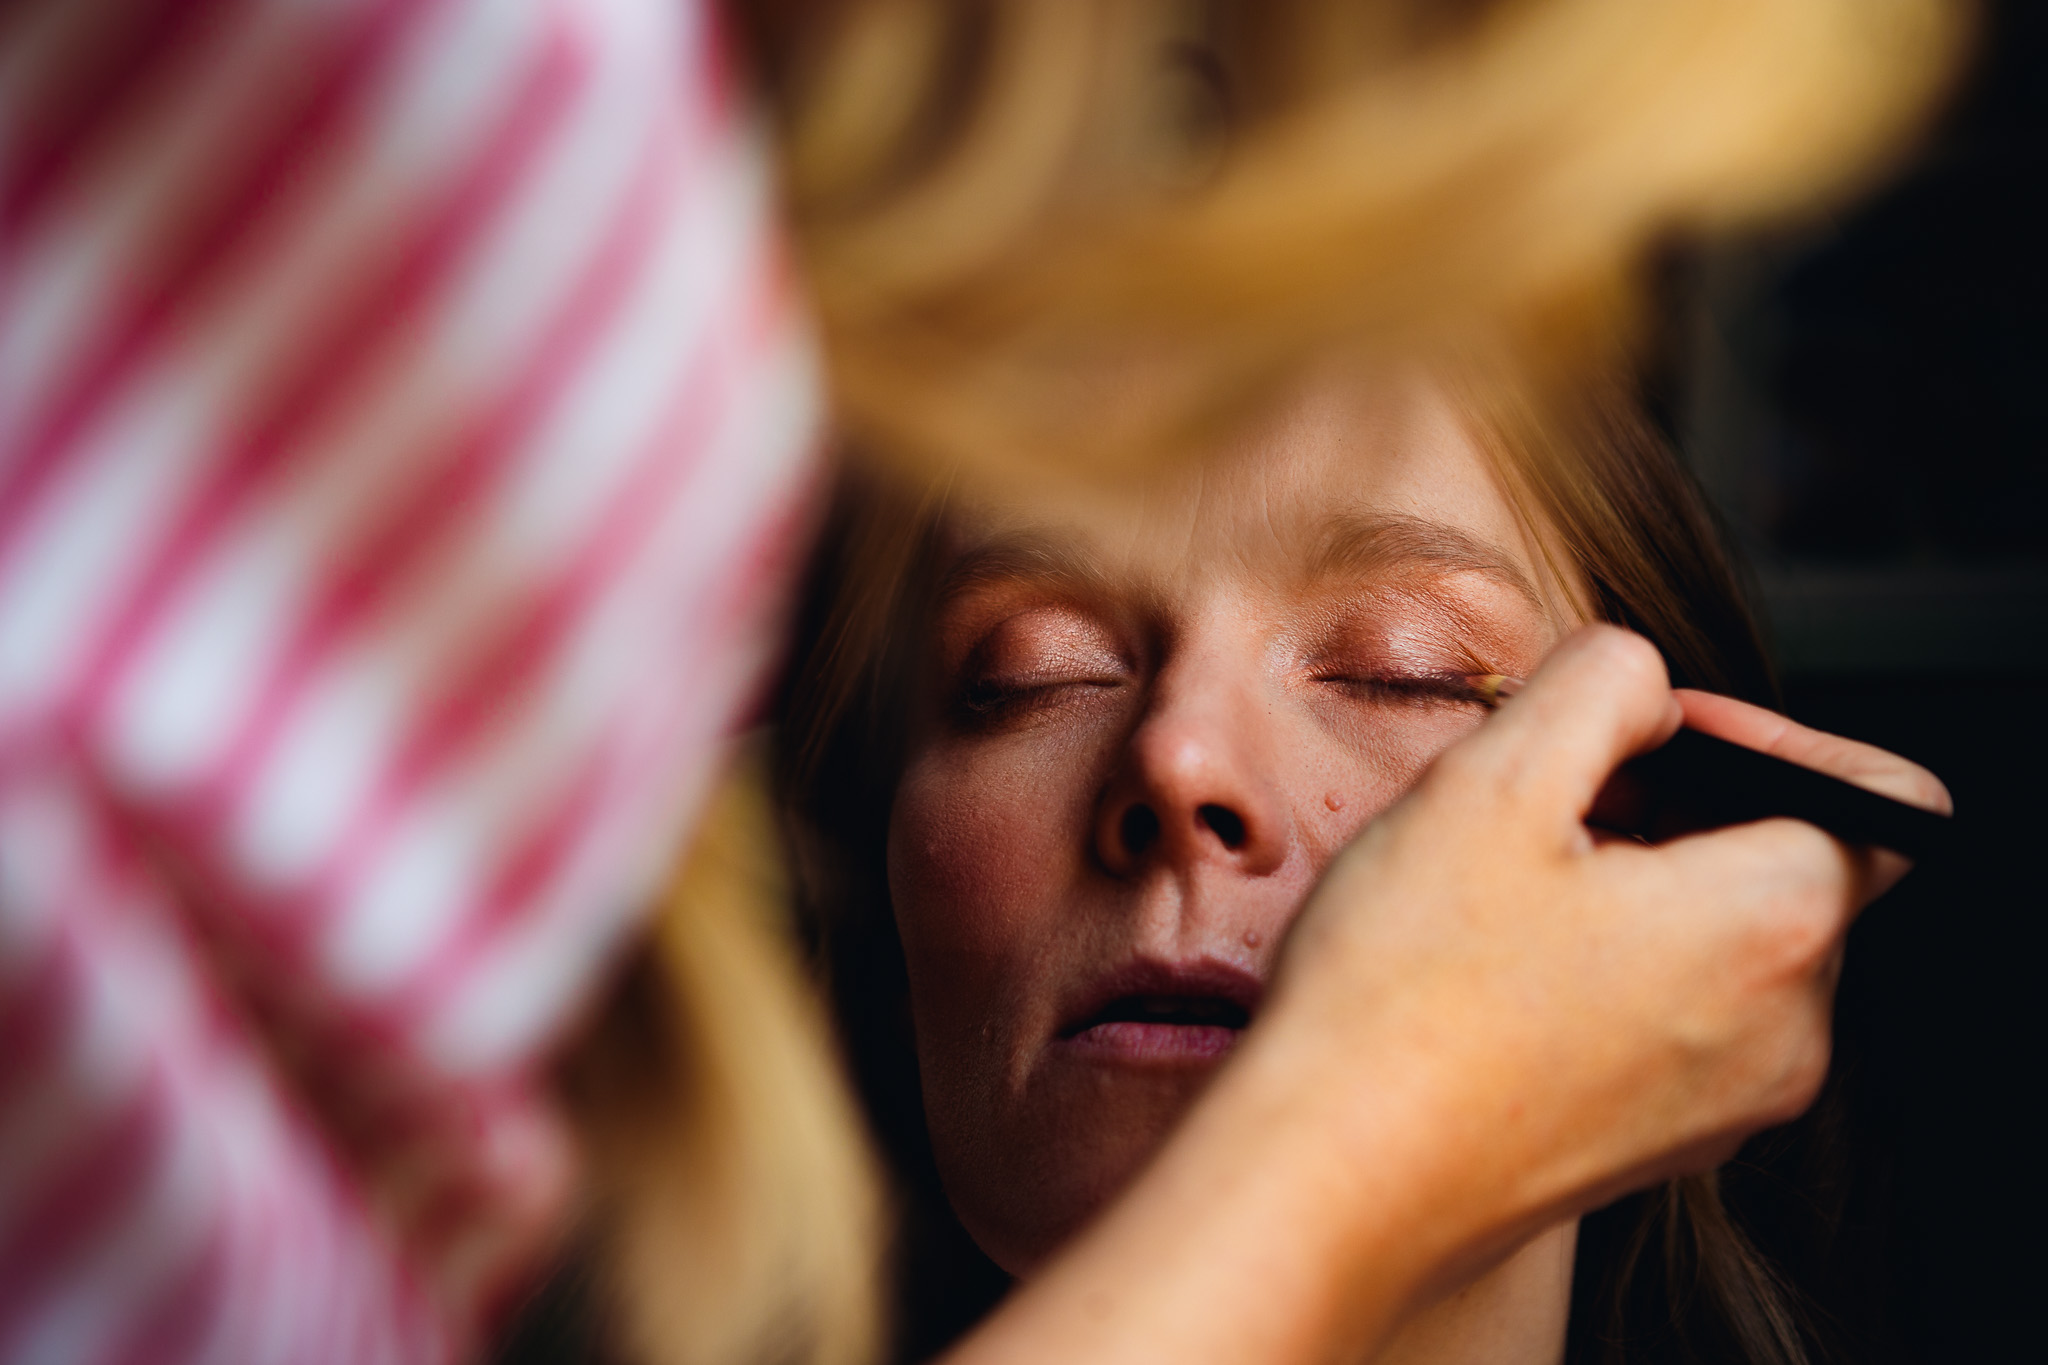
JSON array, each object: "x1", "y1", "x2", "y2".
[{"x1": 1324, "y1": 792, "x2": 1345, "y2": 811}]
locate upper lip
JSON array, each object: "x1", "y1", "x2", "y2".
[{"x1": 1058, "y1": 959, "x2": 1265, "y2": 1037}]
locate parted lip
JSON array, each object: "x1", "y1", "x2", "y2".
[{"x1": 1057, "y1": 959, "x2": 1265, "y2": 1038}]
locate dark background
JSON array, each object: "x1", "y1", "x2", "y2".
[{"x1": 1661, "y1": 1, "x2": 2046, "y2": 1356}]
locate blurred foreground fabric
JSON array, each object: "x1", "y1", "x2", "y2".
[{"x1": 0, "y1": 1, "x2": 818, "y2": 1360}]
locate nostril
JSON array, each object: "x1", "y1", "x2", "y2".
[
  {"x1": 1120, "y1": 804, "x2": 1162, "y2": 857},
  {"x1": 1198, "y1": 803, "x2": 1246, "y2": 849}
]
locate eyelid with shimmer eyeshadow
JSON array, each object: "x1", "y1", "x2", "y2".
[{"x1": 950, "y1": 605, "x2": 1131, "y2": 719}]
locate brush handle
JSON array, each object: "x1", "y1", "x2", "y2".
[{"x1": 1621, "y1": 727, "x2": 1951, "y2": 860}]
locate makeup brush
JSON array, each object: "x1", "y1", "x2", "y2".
[{"x1": 1457, "y1": 674, "x2": 1951, "y2": 860}]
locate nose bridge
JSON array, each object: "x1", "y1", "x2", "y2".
[{"x1": 1096, "y1": 639, "x2": 1292, "y2": 880}]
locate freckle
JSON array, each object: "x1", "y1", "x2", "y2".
[
  {"x1": 1324, "y1": 792, "x2": 1345, "y2": 811},
  {"x1": 1243, "y1": 928, "x2": 1263, "y2": 949}
]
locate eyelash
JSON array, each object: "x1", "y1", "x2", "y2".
[
  {"x1": 955, "y1": 674, "x2": 1123, "y2": 722},
  {"x1": 962, "y1": 668, "x2": 1484, "y2": 712},
  {"x1": 1313, "y1": 671, "x2": 1491, "y2": 706}
]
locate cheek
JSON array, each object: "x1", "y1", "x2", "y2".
[
  {"x1": 1370, "y1": 708, "x2": 1492, "y2": 787},
  {"x1": 1299, "y1": 704, "x2": 1490, "y2": 852},
  {"x1": 887, "y1": 736, "x2": 1099, "y2": 1000}
]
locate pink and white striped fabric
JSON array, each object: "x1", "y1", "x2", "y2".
[{"x1": 0, "y1": 2, "x2": 822, "y2": 1361}]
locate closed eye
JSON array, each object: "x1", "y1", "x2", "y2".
[
  {"x1": 956, "y1": 673, "x2": 1126, "y2": 723},
  {"x1": 945, "y1": 600, "x2": 1130, "y2": 725},
  {"x1": 1313, "y1": 672, "x2": 1492, "y2": 706}
]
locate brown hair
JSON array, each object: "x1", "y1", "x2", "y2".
[{"x1": 773, "y1": 360, "x2": 1879, "y2": 1365}]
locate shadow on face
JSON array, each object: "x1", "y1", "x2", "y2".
[{"x1": 886, "y1": 365, "x2": 1583, "y2": 1274}]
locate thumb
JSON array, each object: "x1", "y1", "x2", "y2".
[{"x1": 1440, "y1": 626, "x2": 1681, "y2": 831}]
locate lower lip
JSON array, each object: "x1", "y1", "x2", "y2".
[{"x1": 1060, "y1": 1020, "x2": 1242, "y2": 1063}]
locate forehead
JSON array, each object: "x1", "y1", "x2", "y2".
[{"x1": 947, "y1": 366, "x2": 1546, "y2": 597}]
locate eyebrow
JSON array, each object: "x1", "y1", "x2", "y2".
[
  {"x1": 937, "y1": 532, "x2": 1110, "y2": 605},
  {"x1": 1307, "y1": 512, "x2": 1543, "y2": 607},
  {"x1": 938, "y1": 512, "x2": 1543, "y2": 609}
]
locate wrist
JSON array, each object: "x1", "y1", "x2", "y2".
[{"x1": 1224, "y1": 997, "x2": 1489, "y2": 1304}]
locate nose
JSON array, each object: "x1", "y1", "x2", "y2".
[{"x1": 1094, "y1": 668, "x2": 1291, "y2": 879}]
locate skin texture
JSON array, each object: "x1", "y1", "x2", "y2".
[{"x1": 892, "y1": 370, "x2": 1587, "y2": 1359}]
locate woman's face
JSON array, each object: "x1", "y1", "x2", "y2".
[{"x1": 888, "y1": 369, "x2": 1581, "y2": 1273}]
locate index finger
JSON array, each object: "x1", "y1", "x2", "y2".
[{"x1": 1674, "y1": 691, "x2": 1953, "y2": 817}]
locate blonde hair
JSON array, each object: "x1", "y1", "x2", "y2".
[
  {"x1": 562, "y1": 748, "x2": 883, "y2": 1365},
  {"x1": 745, "y1": 0, "x2": 1970, "y2": 486}
]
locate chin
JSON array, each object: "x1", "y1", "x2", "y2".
[{"x1": 937, "y1": 1060, "x2": 1223, "y2": 1277}]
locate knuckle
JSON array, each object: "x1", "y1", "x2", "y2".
[
  {"x1": 1762, "y1": 1030, "x2": 1833, "y2": 1125},
  {"x1": 1761, "y1": 888, "x2": 1843, "y2": 975},
  {"x1": 1610, "y1": 628, "x2": 1667, "y2": 679},
  {"x1": 1717, "y1": 825, "x2": 1850, "y2": 972},
  {"x1": 1575, "y1": 624, "x2": 1664, "y2": 685}
]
